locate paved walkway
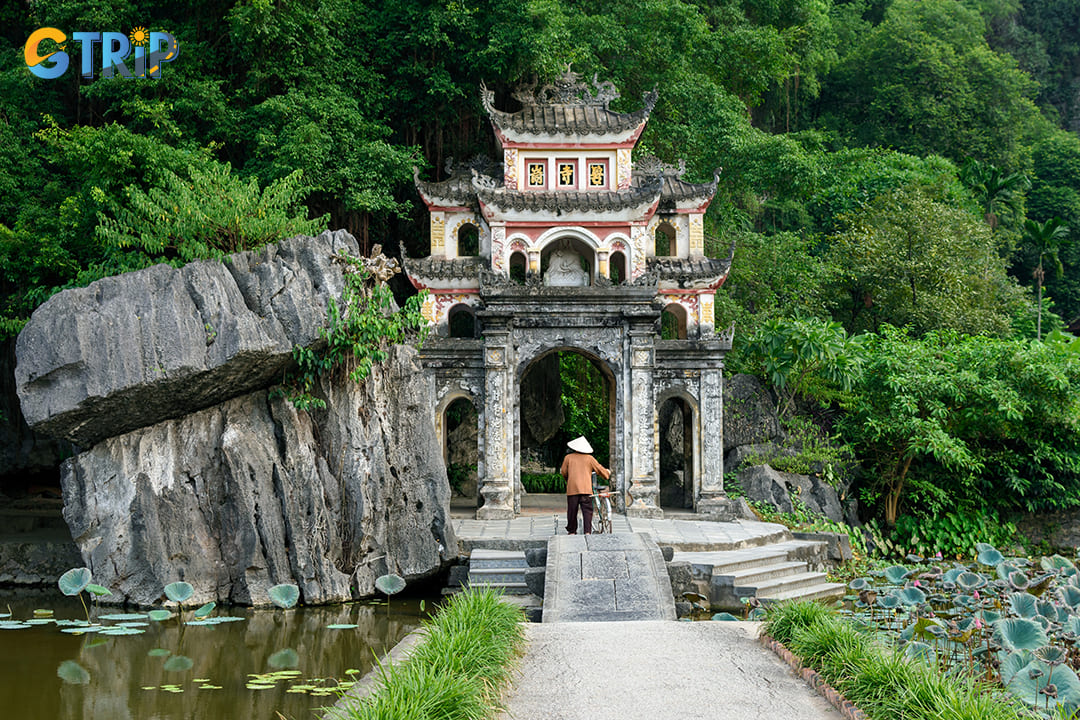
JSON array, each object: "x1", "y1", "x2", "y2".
[
  {"x1": 497, "y1": 621, "x2": 844, "y2": 720},
  {"x1": 542, "y1": 534, "x2": 676, "y2": 622}
]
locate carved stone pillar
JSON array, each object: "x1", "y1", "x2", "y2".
[
  {"x1": 478, "y1": 326, "x2": 514, "y2": 519},
  {"x1": 627, "y1": 332, "x2": 662, "y2": 518},
  {"x1": 696, "y1": 367, "x2": 734, "y2": 520}
]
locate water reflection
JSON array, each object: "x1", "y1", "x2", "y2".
[{"x1": 0, "y1": 590, "x2": 428, "y2": 720}]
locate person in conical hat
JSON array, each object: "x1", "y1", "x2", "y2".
[{"x1": 560, "y1": 436, "x2": 610, "y2": 535}]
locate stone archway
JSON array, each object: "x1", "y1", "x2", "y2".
[
  {"x1": 657, "y1": 394, "x2": 697, "y2": 509},
  {"x1": 515, "y1": 345, "x2": 619, "y2": 509},
  {"x1": 436, "y1": 391, "x2": 483, "y2": 512}
]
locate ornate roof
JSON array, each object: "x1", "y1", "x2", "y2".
[
  {"x1": 474, "y1": 174, "x2": 662, "y2": 214},
  {"x1": 481, "y1": 68, "x2": 657, "y2": 138},
  {"x1": 403, "y1": 256, "x2": 486, "y2": 284},
  {"x1": 647, "y1": 240, "x2": 735, "y2": 288},
  {"x1": 414, "y1": 157, "x2": 500, "y2": 208},
  {"x1": 633, "y1": 156, "x2": 720, "y2": 208}
]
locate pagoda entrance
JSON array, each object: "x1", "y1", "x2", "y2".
[{"x1": 517, "y1": 349, "x2": 615, "y2": 500}]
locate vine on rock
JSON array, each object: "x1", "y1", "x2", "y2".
[{"x1": 279, "y1": 251, "x2": 428, "y2": 410}]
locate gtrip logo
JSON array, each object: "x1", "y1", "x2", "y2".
[{"x1": 24, "y1": 27, "x2": 179, "y2": 79}]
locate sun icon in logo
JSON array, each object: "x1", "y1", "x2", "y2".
[{"x1": 129, "y1": 26, "x2": 149, "y2": 47}]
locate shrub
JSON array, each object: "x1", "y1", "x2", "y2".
[{"x1": 521, "y1": 473, "x2": 566, "y2": 494}]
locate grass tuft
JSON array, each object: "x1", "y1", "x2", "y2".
[{"x1": 333, "y1": 587, "x2": 525, "y2": 720}]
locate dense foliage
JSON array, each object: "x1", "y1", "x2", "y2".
[{"x1": 4, "y1": 0, "x2": 1080, "y2": 531}]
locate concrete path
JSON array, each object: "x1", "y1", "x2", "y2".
[
  {"x1": 542, "y1": 534, "x2": 676, "y2": 622},
  {"x1": 497, "y1": 621, "x2": 844, "y2": 720}
]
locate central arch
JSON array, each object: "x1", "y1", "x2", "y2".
[{"x1": 516, "y1": 346, "x2": 618, "y2": 505}]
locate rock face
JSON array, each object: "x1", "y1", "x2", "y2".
[
  {"x1": 16, "y1": 230, "x2": 358, "y2": 448},
  {"x1": 0, "y1": 338, "x2": 73, "y2": 480},
  {"x1": 61, "y1": 346, "x2": 456, "y2": 607},
  {"x1": 723, "y1": 374, "x2": 781, "y2": 452},
  {"x1": 520, "y1": 352, "x2": 563, "y2": 448},
  {"x1": 737, "y1": 464, "x2": 849, "y2": 524}
]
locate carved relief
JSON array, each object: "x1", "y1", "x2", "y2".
[
  {"x1": 689, "y1": 214, "x2": 704, "y2": 254},
  {"x1": 491, "y1": 225, "x2": 506, "y2": 272},
  {"x1": 616, "y1": 148, "x2": 632, "y2": 190},
  {"x1": 504, "y1": 148, "x2": 518, "y2": 188}
]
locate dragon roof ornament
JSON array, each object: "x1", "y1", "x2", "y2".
[{"x1": 509, "y1": 65, "x2": 620, "y2": 109}]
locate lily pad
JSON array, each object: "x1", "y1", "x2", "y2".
[
  {"x1": 977, "y1": 548, "x2": 1005, "y2": 567},
  {"x1": 164, "y1": 582, "x2": 194, "y2": 604},
  {"x1": 1008, "y1": 660, "x2": 1080, "y2": 710},
  {"x1": 883, "y1": 566, "x2": 910, "y2": 585},
  {"x1": 58, "y1": 568, "x2": 92, "y2": 597},
  {"x1": 85, "y1": 584, "x2": 112, "y2": 597},
  {"x1": 712, "y1": 612, "x2": 740, "y2": 621},
  {"x1": 956, "y1": 572, "x2": 987, "y2": 591},
  {"x1": 99, "y1": 613, "x2": 149, "y2": 622},
  {"x1": 903, "y1": 641, "x2": 936, "y2": 662},
  {"x1": 57, "y1": 660, "x2": 90, "y2": 685},
  {"x1": 375, "y1": 573, "x2": 406, "y2": 596},
  {"x1": 1042, "y1": 555, "x2": 1076, "y2": 571},
  {"x1": 995, "y1": 617, "x2": 1049, "y2": 652},
  {"x1": 848, "y1": 577, "x2": 872, "y2": 590},
  {"x1": 163, "y1": 655, "x2": 194, "y2": 672},
  {"x1": 897, "y1": 587, "x2": 926, "y2": 605},
  {"x1": 269, "y1": 584, "x2": 300, "y2": 609},
  {"x1": 1010, "y1": 592, "x2": 1038, "y2": 618},
  {"x1": 1059, "y1": 586, "x2": 1080, "y2": 609},
  {"x1": 268, "y1": 648, "x2": 300, "y2": 669},
  {"x1": 327, "y1": 623, "x2": 359, "y2": 630},
  {"x1": 148, "y1": 610, "x2": 173, "y2": 622},
  {"x1": 194, "y1": 602, "x2": 216, "y2": 619}
]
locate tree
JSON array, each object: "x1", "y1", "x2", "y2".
[
  {"x1": 959, "y1": 158, "x2": 1029, "y2": 233},
  {"x1": 829, "y1": 184, "x2": 1028, "y2": 336},
  {"x1": 841, "y1": 327, "x2": 1080, "y2": 526},
  {"x1": 1023, "y1": 217, "x2": 1072, "y2": 339}
]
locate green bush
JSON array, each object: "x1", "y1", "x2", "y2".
[
  {"x1": 867, "y1": 510, "x2": 1018, "y2": 560},
  {"x1": 521, "y1": 473, "x2": 566, "y2": 494},
  {"x1": 334, "y1": 587, "x2": 525, "y2": 720}
]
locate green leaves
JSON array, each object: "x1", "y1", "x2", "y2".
[
  {"x1": 268, "y1": 584, "x2": 300, "y2": 610},
  {"x1": 58, "y1": 568, "x2": 92, "y2": 597},
  {"x1": 375, "y1": 574, "x2": 406, "y2": 597}
]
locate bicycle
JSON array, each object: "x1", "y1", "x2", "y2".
[{"x1": 591, "y1": 485, "x2": 614, "y2": 534}]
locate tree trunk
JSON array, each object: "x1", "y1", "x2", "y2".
[{"x1": 885, "y1": 454, "x2": 914, "y2": 526}]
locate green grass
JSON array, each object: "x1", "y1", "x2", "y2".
[
  {"x1": 331, "y1": 587, "x2": 526, "y2": 720},
  {"x1": 763, "y1": 601, "x2": 1032, "y2": 720}
]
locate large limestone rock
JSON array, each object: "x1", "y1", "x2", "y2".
[
  {"x1": 723, "y1": 374, "x2": 781, "y2": 451},
  {"x1": 520, "y1": 352, "x2": 563, "y2": 448},
  {"x1": 60, "y1": 346, "x2": 456, "y2": 607},
  {"x1": 16, "y1": 230, "x2": 358, "y2": 448},
  {"x1": 0, "y1": 338, "x2": 72, "y2": 479},
  {"x1": 737, "y1": 464, "x2": 847, "y2": 523}
]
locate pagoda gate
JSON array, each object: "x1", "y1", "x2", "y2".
[{"x1": 405, "y1": 70, "x2": 735, "y2": 520}]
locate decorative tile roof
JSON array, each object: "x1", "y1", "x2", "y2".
[
  {"x1": 647, "y1": 240, "x2": 735, "y2": 287},
  {"x1": 480, "y1": 69, "x2": 657, "y2": 137},
  {"x1": 414, "y1": 157, "x2": 502, "y2": 208},
  {"x1": 633, "y1": 155, "x2": 720, "y2": 207},
  {"x1": 474, "y1": 175, "x2": 663, "y2": 214},
  {"x1": 403, "y1": 256, "x2": 486, "y2": 282}
]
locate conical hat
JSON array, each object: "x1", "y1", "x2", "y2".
[{"x1": 567, "y1": 436, "x2": 593, "y2": 454}]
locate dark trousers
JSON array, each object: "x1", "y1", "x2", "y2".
[{"x1": 566, "y1": 493, "x2": 594, "y2": 535}]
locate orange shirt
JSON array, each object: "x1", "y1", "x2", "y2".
[{"x1": 559, "y1": 452, "x2": 610, "y2": 496}]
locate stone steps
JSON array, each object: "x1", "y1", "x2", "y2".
[
  {"x1": 673, "y1": 539, "x2": 845, "y2": 611},
  {"x1": 465, "y1": 550, "x2": 533, "y2": 595}
]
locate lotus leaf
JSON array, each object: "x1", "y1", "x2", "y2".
[
  {"x1": 1037, "y1": 599, "x2": 1059, "y2": 620},
  {"x1": 848, "y1": 577, "x2": 871, "y2": 590},
  {"x1": 58, "y1": 567, "x2": 92, "y2": 596},
  {"x1": 269, "y1": 584, "x2": 300, "y2": 609},
  {"x1": 1067, "y1": 617, "x2": 1080, "y2": 636},
  {"x1": 375, "y1": 574, "x2": 406, "y2": 596},
  {"x1": 977, "y1": 609, "x2": 1002, "y2": 624},
  {"x1": 995, "y1": 618, "x2": 1050, "y2": 652},
  {"x1": 194, "y1": 602, "x2": 216, "y2": 619},
  {"x1": 1000, "y1": 651, "x2": 1034, "y2": 685},
  {"x1": 86, "y1": 584, "x2": 111, "y2": 597},
  {"x1": 163, "y1": 655, "x2": 194, "y2": 672},
  {"x1": 879, "y1": 594, "x2": 901, "y2": 610},
  {"x1": 268, "y1": 649, "x2": 300, "y2": 669},
  {"x1": 749, "y1": 607, "x2": 767, "y2": 620},
  {"x1": 57, "y1": 660, "x2": 90, "y2": 685},
  {"x1": 884, "y1": 566, "x2": 910, "y2": 585},
  {"x1": 1007, "y1": 660, "x2": 1080, "y2": 710},
  {"x1": 99, "y1": 613, "x2": 148, "y2": 621},
  {"x1": 975, "y1": 542, "x2": 998, "y2": 554},
  {"x1": 1042, "y1": 555, "x2": 1076, "y2": 571},
  {"x1": 903, "y1": 641, "x2": 935, "y2": 662},
  {"x1": 1070, "y1": 573, "x2": 1080, "y2": 589},
  {"x1": 897, "y1": 587, "x2": 926, "y2": 605},
  {"x1": 712, "y1": 613, "x2": 740, "y2": 621},
  {"x1": 1058, "y1": 586, "x2": 1080, "y2": 609},
  {"x1": 148, "y1": 610, "x2": 173, "y2": 622},
  {"x1": 149, "y1": 648, "x2": 171, "y2": 658},
  {"x1": 164, "y1": 582, "x2": 194, "y2": 604},
  {"x1": 905, "y1": 553, "x2": 924, "y2": 564},
  {"x1": 978, "y1": 548, "x2": 1006, "y2": 566},
  {"x1": 1009, "y1": 571, "x2": 1031, "y2": 591},
  {"x1": 1035, "y1": 646, "x2": 1068, "y2": 665},
  {"x1": 956, "y1": 572, "x2": 987, "y2": 591},
  {"x1": 943, "y1": 567, "x2": 966, "y2": 584},
  {"x1": 998, "y1": 563, "x2": 1021, "y2": 582}
]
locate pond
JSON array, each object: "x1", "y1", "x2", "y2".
[{"x1": 0, "y1": 589, "x2": 432, "y2": 720}]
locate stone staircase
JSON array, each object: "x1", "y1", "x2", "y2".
[
  {"x1": 672, "y1": 539, "x2": 846, "y2": 612},
  {"x1": 465, "y1": 549, "x2": 532, "y2": 595}
]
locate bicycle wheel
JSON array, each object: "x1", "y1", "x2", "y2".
[
  {"x1": 602, "y1": 496, "x2": 612, "y2": 534},
  {"x1": 591, "y1": 496, "x2": 603, "y2": 534}
]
